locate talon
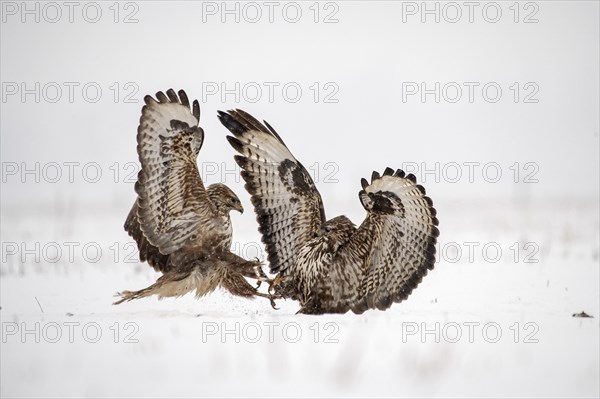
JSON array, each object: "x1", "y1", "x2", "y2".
[
  {"x1": 268, "y1": 274, "x2": 286, "y2": 294},
  {"x1": 254, "y1": 291, "x2": 281, "y2": 310},
  {"x1": 256, "y1": 275, "x2": 272, "y2": 288},
  {"x1": 269, "y1": 295, "x2": 279, "y2": 310},
  {"x1": 252, "y1": 261, "x2": 270, "y2": 288}
]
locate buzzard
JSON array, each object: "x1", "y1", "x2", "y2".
[
  {"x1": 114, "y1": 90, "x2": 275, "y2": 307},
  {"x1": 218, "y1": 110, "x2": 439, "y2": 314}
]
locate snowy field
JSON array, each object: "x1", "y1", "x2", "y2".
[
  {"x1": 1, "y1": 1, "x2": 599, "y2": 398},
  {"x1": 1, "y1": 198, "x2": 598, "y2": 398}
]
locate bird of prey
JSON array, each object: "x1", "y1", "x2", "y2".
[
  {"x1": 218, "y1": 110, "x2": 439, "y2": 314},
  {"x1": 114, "y1": 90, "x2": 275, "y2": 307}
]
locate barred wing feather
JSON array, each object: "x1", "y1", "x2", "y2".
[
  {"x1": 134, "y1": 90, "x2": 220, "y2": 255},
  {"x1": 218, "y1": 109, "x2": 326, "y2": 275}
]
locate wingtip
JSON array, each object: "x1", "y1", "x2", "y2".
[
  {"x1": 361, "y1": 178, "x2": 369, "y2": 189},
  {"x1": 143, "y1": 94, "x2": 156, "y2": 106},
  {"x1": 192, "y1": 100, "x2": 200, "y2": 121},
  {"x1": 166, "y1": 88, "x2": 178, "y2": 103},
  {"x1": 371, "y1": 171, "x2": 381, "y2": 182},
  {"x1": 218, "y1": 110, "x2": 249, "y2": 136},
  {"x1": 155, "y1": 91, "x2": 168, "y2": 103},
  {"x1": 227, "y1": 135, "x2": 245, "y2": 153},
  {"x1": 178, "y1": 89, "x2": 190, "y2": 108}
]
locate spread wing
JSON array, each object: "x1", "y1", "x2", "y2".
[
  {"x1": 331, "y1": 168, "x2": 439, "y2": 314},
  {"x1": 218, "y1": 109, "x2": 326, "y2": 275},
  {"x1": 134, "y1": 89, "x2": 221, "y2": 256},
  {"x1": 124, "y1": 200, "x2": 170, "y2": 272}
]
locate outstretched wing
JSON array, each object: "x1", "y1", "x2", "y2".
[
  {"x1": 134, "y1": 89, "x2": 220, "y2": 256},
  {"x1": 332, "y1": 168, "x2": 439, "y2": 314},
  {"x1": 218, "y1": 109, "x2": 326, "y2": 275},
  {"x1": 124, "y1": 200, "x2": 170, "y2": 273}
]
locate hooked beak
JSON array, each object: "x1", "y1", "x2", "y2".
[{"x1": 235, "y1": 204, "x2": 244, "y2": 214}]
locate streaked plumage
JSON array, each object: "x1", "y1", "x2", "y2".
[
  {"x1": 114, "y1": 90, "x2": 273, "y2": 306},
  {"x1": 219, "y1": 110, "x2": 439, "y2": 314}
]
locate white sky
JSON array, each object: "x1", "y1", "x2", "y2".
[{"x1": 1, "y1": 1, "x2": 599, "y2": 213}]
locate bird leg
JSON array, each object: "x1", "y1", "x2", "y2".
[
  {"x1": 252, "y1": 259, "x2": 271, "y2": 288},
  {"x1": 232, "y1": 257, "x2": 274, "y2": 288},
  {"x1": 221, "y1": 270, "x2": 281, "y2": 310}
]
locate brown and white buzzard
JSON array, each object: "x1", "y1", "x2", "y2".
[
  {"x1": 114, "y1": 90, "x2": 275, "y2": 307},
  {"x1": 218, "y1": 110, "x2": 439, "y2": 314}
]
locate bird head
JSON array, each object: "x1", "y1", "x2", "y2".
[
  {"x1": 207, "y1": 183, "x2": 244, "y2": 214},
  {"x1": 323, "y1": 215, "x2": 356, "y2": 250}
]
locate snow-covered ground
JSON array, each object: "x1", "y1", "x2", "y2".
[{"x1": 1, "y1": 198, "x2": 598, "y2": 398}]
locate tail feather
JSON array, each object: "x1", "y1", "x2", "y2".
[
  {"x1": 113, "y1": 287, "x2": 157, "y2": 305},
  {"x1": 113, "y1": 268, "x2": 221, "y2": 305}
]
